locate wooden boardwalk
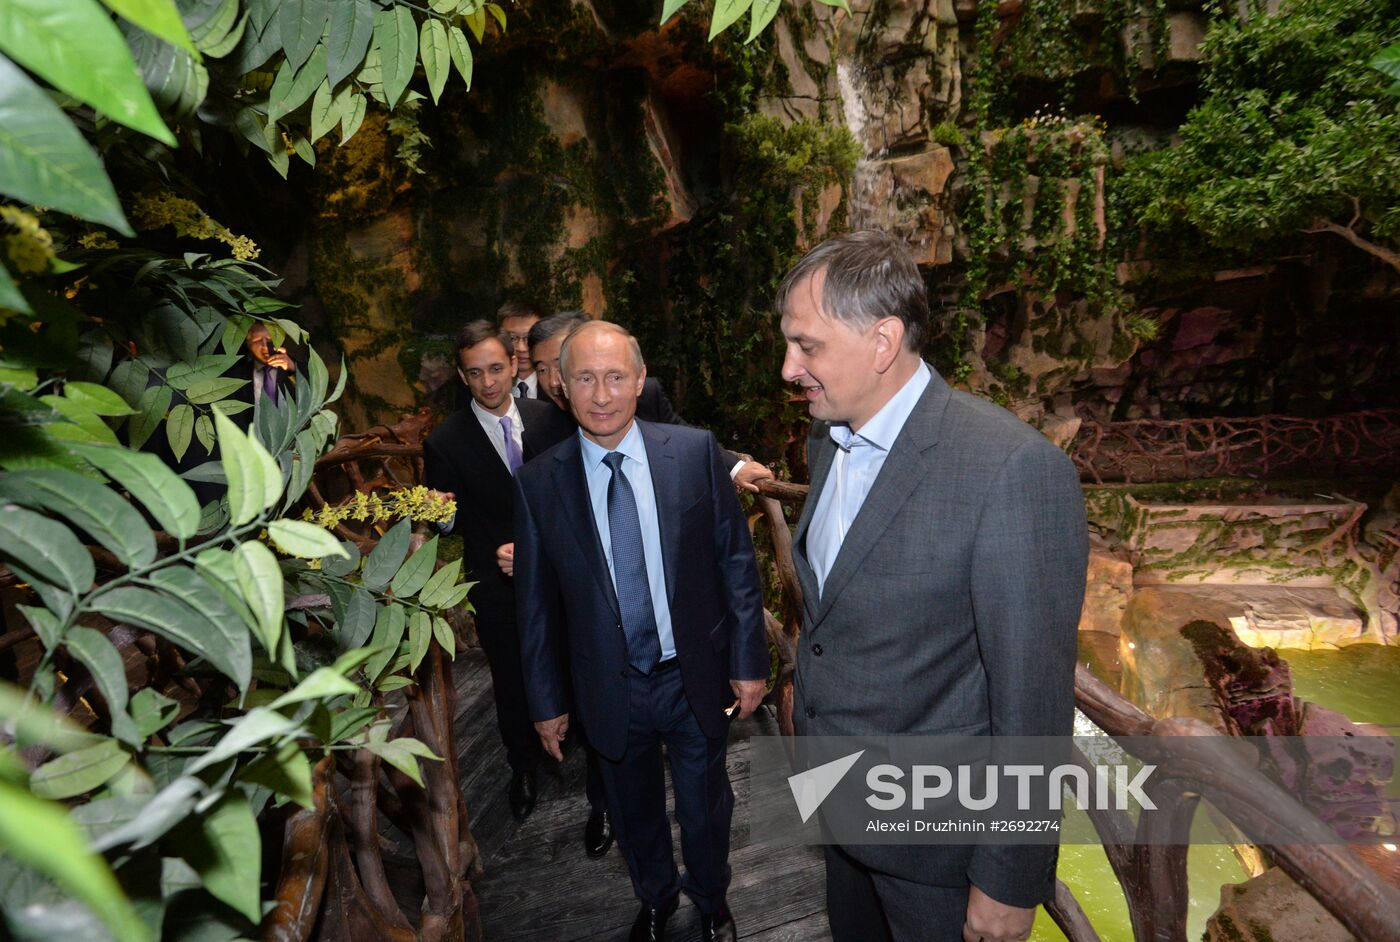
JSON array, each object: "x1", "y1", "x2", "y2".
[{"x1": 441, "y1": 647, "x2": 832, "y2": 941}]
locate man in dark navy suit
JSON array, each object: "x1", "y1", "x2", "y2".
[
  {"x1": 423, "y1": 320, "x2": 573, "y2": 822},
  {"x1": 513, "y1": 321, "x2": 768, "y2": 942}
]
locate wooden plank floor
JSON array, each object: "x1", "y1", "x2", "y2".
[{"x1": 446, "y1": 647, "x2": 832, "y2": 941}]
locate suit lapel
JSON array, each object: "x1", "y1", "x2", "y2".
[
  {"x1": 551, "y1": 436, "x2": 621, "y2": 619},
  {"x1": 812, "y1": 370, "x2": 952, "y2": 626},
  {"x1": 639, "y1": 421, "x2": 681, "y2": 610},
  {"x1": 461, "y1": 407, "x2": 513, "y2": 489},
  {"x1": 793, "y1": 425, "x2": 834, "y2": 622}
]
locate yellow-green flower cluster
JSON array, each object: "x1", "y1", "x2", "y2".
[
  {"x1": 131, "y1": 191, "x2": 261, "y2": 261},
  {"x1": 1, "y1": 206, "x2": 55, "y2": 275},
  {"x1": 302, "y1": 486, "x2": 457, "y2": 530}
]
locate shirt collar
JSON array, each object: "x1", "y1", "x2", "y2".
[
  {"x1": 579, "y1": 419, "x2": 646, "y2": 471},
  {"x1": 828, "y1": 362, "x2": 931, "y2": 453},
  {"x1": 470, "y1": 396, "x2": 521, "y2": 428}
]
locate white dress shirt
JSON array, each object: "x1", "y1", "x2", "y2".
[
  {"x1": 471, "y1": 396, "x2": 524, "y2": 471},
  {"x1": 513, "y1": 372, "x2": 538, "y2": 399},
  {"x1": 578, "y1": 421, "x2": 677, "y2": 662},
  {"x1": 806, "y1": 363, "x2": 931, "y2": 595}
]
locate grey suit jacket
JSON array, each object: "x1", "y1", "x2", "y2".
[{"x1": 792, "y1": 367, "x2": 1088, "y2": 908}]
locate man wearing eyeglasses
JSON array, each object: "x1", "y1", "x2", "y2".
[{"x1": 499, "y1": 299, "x2": 544, "y2": 400}]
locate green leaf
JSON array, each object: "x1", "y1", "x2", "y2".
[
  {"x1": 432, "y1": 614, "x2": 455, "y2": 658},
  {"x1": 125, "y1": 24, "x2": 208, "y2": 121},
  {"x1": 0, "y1": 503, "x2": 94, "y2": 596},
  {"x1": 361, "y1": 517, "x2": 412, "y2": 591},
  {"x1": 0, "y1": 780, "x2": 148, "y2": 942},
  {"x1": 214, "y1": 409, "x2": 281, "y2": 525},
  {"x1": 364, "y1": 603, "x2": 406, "y2": 681},
  {"x1": 165, "y1": 354, "x2": 239, "y2": 390},
  {"x1": 417, "y1": 557, "x2": 462, "y2": 609},
  {"x1": 1371, "y1": 42, "x2": 1400, "y2": 81},
  {"x1": 813, "y1": 0, "x2": 850, "y2": 10},
  {"x1": 708, "y1": 0, "x2": 753, "y2": 40},
  {"x1": 340, "y1": 88, "x2": 368, "y2": 142},
  {"x1": 744, "y1": 0, "x2": 778, "y2": 41},
  {"x1": 231, "y1": 0, "x2": 280, "y2": 71},
  {"x1": 184, "y1": 0, "x2": 240, "y2": 52},
  {"x1": 270, "y1": 666, "x2": 358, "y2": 709},
  {"x1": 167, "y1": 402, "x2": 194, "y2": 461},
  {"x1": 389, "y1": 535, "x2": 438, "y2": 598},
  {"x1": 129, "y1": 687, "x2": 179, "y2": 738},
  {"x1": 327, "y1": 0, "x2": 375, "y2": 87},
  {"x1": 41, "y1": 393, "x2": 121, "y2": 444},
  {"x1": 147, "y1": 565, "x2": 254, "y2": 690},
  {"x1": 308, "y1": 79, "x2": 340, "y2": 142},
  {"x1": 446, "y1": 24, "x2": 473, "y2": 91},
  {"x1": 660, "y1": 0, "x2": 692, "y2": 25},
  {"x1": 89, "y1": 775, "x2": 203, "y2": 852},
  {"x1": 408, "y1": 609, "x2": 431, "y2": 672},
  {"x1": 30, "y1": 739, "x2": 129, "y2": 799},
  {"x1": 320, "y1": 538, "x2": 360, "y2": 579},
  {"x1": 128, "y1": 383, "x2": 171, "y2": 450},
  {"x1": 233, "y1": 540, "x2": 284, "y2": 656},
  {"x1": 331, "y1": 583, "x2": 376, "y2": 648},
  {"x1": 430, "y1": 0, "x2": 457, "y2": 12},
  {"x1": 64, "y1": 381, "x2": 134, "y2": 416},
  {"x1": 187, "y1": 707, "x2": 299, "y2": 775},
  {"x1": 101, "y1": 0, "x2": 196, "y2": 51},
  {"x1": 91, "y1": 585, "x2": 252, "y2": 687},
  {"x1": 0, "y1": 469, "x2": 156, "y2": 568},
  {"x1": 279, "y1": 0, "x2": 330, "y2": 71},
  {"x1": 185, "y1": 376, "x2": 247, "y2": 404},
  {"x1": 194, "y1": 413, "x2": 215, "y2": 453},
  {"x1": 485, "y1": 2, "x2": 506, "y2": 31},
  {"x1": 0, "y1": 262, "x2": 32, "y2": 316},
  {"x1": 67, "y1": 443, "x2": 201, "y2": 539},
  {"x1": 374, "y1": 3, "x2": 417, "y2": 108},
  {"x1": 238, "y1": 740, "x2": 312, "y2": 807},
  {"x1": 364, "y1": 736, "x2": 439, "y2": 787},
  {"x1": 202, "y1": 7, "x2": 248, "y2": 57},
  {"x1": 464, "y1": 7, "x2": 485, "y2": 42},
  {"x1": 176, "y1": 792, "x2": 260, "y2": 922},
  {"x1": 420, "y1": 19, "x2": 450, "y2": 104},
  {"x1": 0, "y1": 56, "x2": 132, "y2": 233},
  {"x1": 0, "y1": 0, "x2": 176, "y2": 145},
  {"x1": 268, "y1": 518, "x2": 350, "y2": 559},
  {"x1": 64, "y1": 627, "x2": 140, "y2": 746},
  {"x1": 267, "y1": 41, "x2": 327, "y2": 121}
]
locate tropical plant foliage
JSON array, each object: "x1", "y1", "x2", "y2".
[{"x1": 1121, "y1": 0, "x2": 1400, "y2": 272}]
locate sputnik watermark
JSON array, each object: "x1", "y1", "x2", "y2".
[{"x1": 747, "y1": 734, "x2": 1400, "y2": 846}]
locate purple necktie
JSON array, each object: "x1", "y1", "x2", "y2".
[
  {"x1": 500, "y1": 415, "x2": 523, "y2": 474},
  {"x1": 263, "y1": 367, "x2": 279, "y2": 405}
]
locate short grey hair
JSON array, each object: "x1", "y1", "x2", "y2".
[
  {"x1": 558, "y1": 320, "x2": 645, "y2": 379},
  {"x1": 775, "y1": 229, "x2": 929, "y2": 352}
]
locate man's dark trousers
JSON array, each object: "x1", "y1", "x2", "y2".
[{"x1": 596, "y1": 660, "x2": 731, "y2": 912}]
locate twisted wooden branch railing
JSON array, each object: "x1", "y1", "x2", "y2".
[
  {"x1": 750, "y1": 478, "x2": 1400, "y2": 942},
  {"x1": 1070, "y1": 409, "x2": 1400, "y2": 484}
]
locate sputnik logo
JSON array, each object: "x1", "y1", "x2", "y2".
[{"x1": 787, "y1": 750, "x2": 864, "y2": 823}]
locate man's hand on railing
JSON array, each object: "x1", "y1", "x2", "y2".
[
  {"x1": 733, "y1": 459, "x2": 774, "y2": 494},
  {"x1": 496, "y1": 542, "x2": 514, "y2": 576}
]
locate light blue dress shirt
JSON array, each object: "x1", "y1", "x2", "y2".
[
  {"x1": 806, "y1": 363, "x2": 932, "y2": 595},
  {"x1": 578, "y1": 421, "x2": 677, "y2": 662}
]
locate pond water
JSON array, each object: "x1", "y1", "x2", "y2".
[{"x1": 1028, "y1": 636, "x2": 1398, "y2": 940}]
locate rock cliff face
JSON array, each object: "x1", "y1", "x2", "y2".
[{"x1": 274, "y1": 0, "x2": 1396, "y2": 451}]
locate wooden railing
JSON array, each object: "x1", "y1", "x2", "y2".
[{"x1": 747, "y1": 479, "x2": 1400, "y2": 942}]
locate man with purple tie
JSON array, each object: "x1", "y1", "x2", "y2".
[{"x1": 423, "y1": 320, "x2": 574, "y2": 821}]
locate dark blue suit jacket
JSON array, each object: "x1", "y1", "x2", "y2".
[{"x1": 513, "y1": 420, "x2": 769, "y2": 761}]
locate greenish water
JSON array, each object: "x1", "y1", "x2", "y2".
[
  {"x1": 1285, "y1": 644, "x2": 1400, "y2": 725},
  {"x1": 1030, "y1": 640, "x2": 1398, "y2": 940}
]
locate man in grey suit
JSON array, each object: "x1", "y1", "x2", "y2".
[{"x1": 778, "y1": 231, "x2": 1088, "y2": 942}]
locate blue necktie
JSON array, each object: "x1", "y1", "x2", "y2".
[
  {"x1": 499, "y1": 416, "x2": 523, "y2": 474},
  {"x1": 603, "y1": 452, "x2": 662, "y2": 674}
]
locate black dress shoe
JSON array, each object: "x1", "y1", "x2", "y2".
[
  {"x1": 629, "y1": 897, "x2": 678, "y2": 942},
  {"x1": 584, "y1": 806, "x2": 613, "y2": 858},
  {"x1": 700, "y1": 904, "x2": 736, "y2": 942},
  {"x1": 508, "y1": 769, "x2": 536, "y2": 822}
]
